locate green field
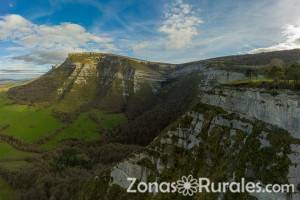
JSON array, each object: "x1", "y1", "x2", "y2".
[
  {"x1": 0, "y1": 83, "x2": 127, "y2": 199},
  {"x1": 226, "y1": 79, "x2": 300, "y2": 89},
  {"x1": 41, "y1": 110, "x2": 126, "y2": 149},
  {"x1": 0, "y1": 142, "x2": 36, "y2": 161},
  {"x1": 0, "y1": 177, "x2": 15, "y2": 200},
  {"x1": 0, "y1": 91, "x2": 126, "y2": 147},
  {"x1": 0, "y1": 95, "x2": 63, "y2": 143},
  {"x1": 0, "y1": 142, "x2": 35, "y2": 172}
]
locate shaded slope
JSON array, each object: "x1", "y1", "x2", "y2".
[
  {"x1": 8, "y1": 53, "x2": 171, "y2": 115},
  {"x1": 109, "y1": 74, "x2": 200, "y2": 146},
  {"x1": 8, "y1": 60, "x2": 74, "y2": 104}
]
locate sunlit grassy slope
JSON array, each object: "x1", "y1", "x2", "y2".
[
  {"x1": 41, "y1": 110, "x2": 126, "y2": 149},
  {"x1": 0, "y1": 82, "x2": 127, "y2": 163},
  {"x1": 0, "y1": 92, "x2": 62, "y2": 143},
  {"x1": 0, "y1": 142, "x2": 36, "y2": 171},
  {"x1": 0, "y1": 142, "x2": 35, "y2": 160},
  {"x1": 0, "y1": 177, "x2": 15, "y2": 200},
  {"x1": 0, "y1": 91, "x2": 126, "y2": 146},
  {"x1": 0, "y1": 82, "x2": 127, "y2": 199}
]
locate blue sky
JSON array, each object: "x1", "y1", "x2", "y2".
[{"x1": 1, "y1": 0, "x2": 300, "y2": 78}]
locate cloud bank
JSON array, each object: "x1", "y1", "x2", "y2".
[
  {"x1": 251, "y1": 22, "x2": 300, "y2": 53},
  {"x1": 0, "y1": 14, "x2": 115, "y2": 65},
  {"x1": 131, "y1": 0, "x2": 202, "y2": 54},
  {"x1": 159, "y1": 0, "x2": 203, "y2": 49}
]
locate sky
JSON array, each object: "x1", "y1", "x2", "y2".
[{"x1": 1, "y1": 0, "x2": 300, "y2": 79}]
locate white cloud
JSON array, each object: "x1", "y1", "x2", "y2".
[
  {"x1": 0, "y1": 14, "x2": 116, "y2": 65},
  {"x1": 131, "y1": 41, "x2": 151, "y2": 52},
  {"x1": 251, "y1": 22, "x2": 300, "y2": 53},
  {"x1": 131, "y1": 0, "x2": 202, "y2": 55},
  {"x1": 159, "y1": 0, "x2": 202, "y2": 49},
  {"x1": 0, "y1": 56, "x2": 48, "y2": 81}
]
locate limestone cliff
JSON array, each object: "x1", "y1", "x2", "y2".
[
  {"x1": 109, "y1": 103, "x2": 300, "y2": 199},
  {"x1": 199, "y1": 87, "x2": 300, "y2": 139},
  {"x1": 8, "y1": 53, "x2": 170, "y2": 113},
  {"x1": 7, "y1": 50, "x2": 300, "y2": 199}
]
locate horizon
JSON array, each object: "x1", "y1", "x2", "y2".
[
  {"x1": 2, "y1": 48, "x2": 300, "y2": 81},
  {"x1": 2, "y1": 0, "x2": 300, "y2": 79}
]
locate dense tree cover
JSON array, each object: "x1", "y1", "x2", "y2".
[
  {"x1": 266, "y1": 63, "x2": 300, "y2": 89},
  {"x1": 109, "y1": 74, "x2": 200, "y2": 146},
  {"x1": 0, "y1": 74, "x2": 200, "y2": 199},
  {"x1": 266, "y1": 62, "x2": 300, "y2": 81},
  {"x1": 229, "y1": 63, "x2": 300, "y2": 91},
  {"x1": 4, "y1": 50, "x2": 300, "y2": 199},
  {"x1": 1, "y1": 141, "x2": 143, "y2": 200}
]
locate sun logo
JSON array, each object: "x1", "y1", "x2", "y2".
[{"x1": 176, "y1": 175, "x2": 199, "y2": 196}]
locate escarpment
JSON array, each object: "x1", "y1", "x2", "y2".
[
  {"x1": 6, "y1": 49, "x2": 300, "y2": 200},
  {"x1": 8, "y1": 53, "x2": 172, "y2": 114},
  {"x1": 109, "y1": 103, "x2": 300, "y2": 199},
  {"x1": 199, "y1": 87, "x2": 300, "y2": 139}
]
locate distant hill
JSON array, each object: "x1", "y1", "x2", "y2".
[
  {"x1": 8, "y1": 53, "x2": 174, "y2": 117},
  {"x1": 204, "y1": 48, "x2": 300, "y2": 66},
  {"x1": 8, "y1": 49, "x2": 300, "y2": 115},
  {"x1": 4, "y1": 49, "x2": 300, "y2": 200}
]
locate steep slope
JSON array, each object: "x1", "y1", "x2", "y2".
[
  {"x1": 8, "y1": 49, "x2": 300, "y2": 109},
  {"x1": 172, "y1": 49, "x2": 300, "y2": 78},
  {"x1": 207, "y1": 49, "x2": 300, "y2": 66},
  {"x1": 4, "y1": 49, "x2": 300, "y2": 200},
  {"x1": 8, "y1": 53, "x2": 173, "y2": 115},
  {"x1": 7, "y1": 60, "x2": 74, "y2": 103},
  {"x1": 72, "y1": 102, "x2": 299, "y2": 199}
]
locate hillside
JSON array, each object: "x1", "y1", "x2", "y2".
[
  {"x1": 8, "y1": 53, "x2": 175, "y2": 119},
  {"x1": 183, "y1": 48, "x2": 300, "y2": 67},
  {"x1": 2, "y1": 49, "x2": 300, "y2": 200}
]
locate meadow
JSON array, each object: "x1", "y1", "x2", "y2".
[{"x1": 0, "y1": 83, "x2": 127, "y2": 199}]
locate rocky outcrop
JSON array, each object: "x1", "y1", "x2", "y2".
[
  {"x1": 9, "y1": 53, "x2": 172, "y2": 113},
  {"x1": 110, "y1": 153, "x2": 151, "y2": 189},
  {"x1": 110, "y1": 103, "x2": 299, "y2": 199},
  {"x1": 198, "y1": 69, "x2": 246, "y2": 90},
  {"x1": 199, "y1": 87, "x2": 300, "y2": 139}
]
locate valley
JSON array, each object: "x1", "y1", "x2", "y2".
[
  {"x1": 0, "y1": 80, "x2": 127, "y2": 199},
  {"x1": 1, "y1": 50, "x2": 300, "y2": 199}
]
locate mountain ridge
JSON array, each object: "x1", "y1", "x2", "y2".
[{"x1": 3, "y1": 49, "x2": 300, "y2": 199}]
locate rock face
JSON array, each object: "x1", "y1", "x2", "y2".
[
  {"x1": 8, "y1": 53, "x2": 170, "y2": 113},
  {"x1": 110, "y1": 103, "x2": 300, "y2": 199},
  {"x1": 195, "y1": 68, "x2": 246, "y2": 91},
  {"x1": 110, "y1": 153, "x2": 151, "y2": 189},
  {"x1": 200, "y1": 87, "x2": 300, "y2": 139},
  {"x1": 104, "y1": 54, "x2": 300, "y2": 199},
  {"x1": 8, "y1": 50, "x2": 300, "y2": 199}
]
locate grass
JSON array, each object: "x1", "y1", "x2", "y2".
[
  {"x1": 0, "y1": 87, "x2": 126, "y2": 149},
  {"x1": 0, "y1": 142, "x2": 36, "y2": 171},
  {"x1": 41, "y1": 113, "x2": 100, "y2": 149},
  {"x1": 226, "y1": 78, "x2": 299, "y2": 90},
  {"x1": 0, "y1": 82, "x2": 127, "y2": 163},
  {"x1": 0, "y1": 160, "x2": 32, "y2": 172},
  {"x1": 226, "y1": 78, "x2": 274, "y2": 86},
  {"x1": 0, "y1": 177, "x2": 15, "y2": 200},
  {"x1": 68, "y1": 53, "x2": 102, "y2": 64},
  {"x1": 0, "y1": 92, "x2": 63, "y2": 143},
  {"x1": 0, "y1": 82, "x2": 128, "y2": 198},
  {"x1": 0, "y1": 81, "x2": 28, "y2": 93},
  {"x1": 89, "y1": 109, "x2": 127, "y2": 130},
  {"x1": 0, "y1": 142, "x2": 35, "y2": 161},
  {"x1": 42, "y1": 109, "x2": 127, "y2": 149},
  {"x1": 128, "y1": 60, "x2": 155, "y2": 72}
]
